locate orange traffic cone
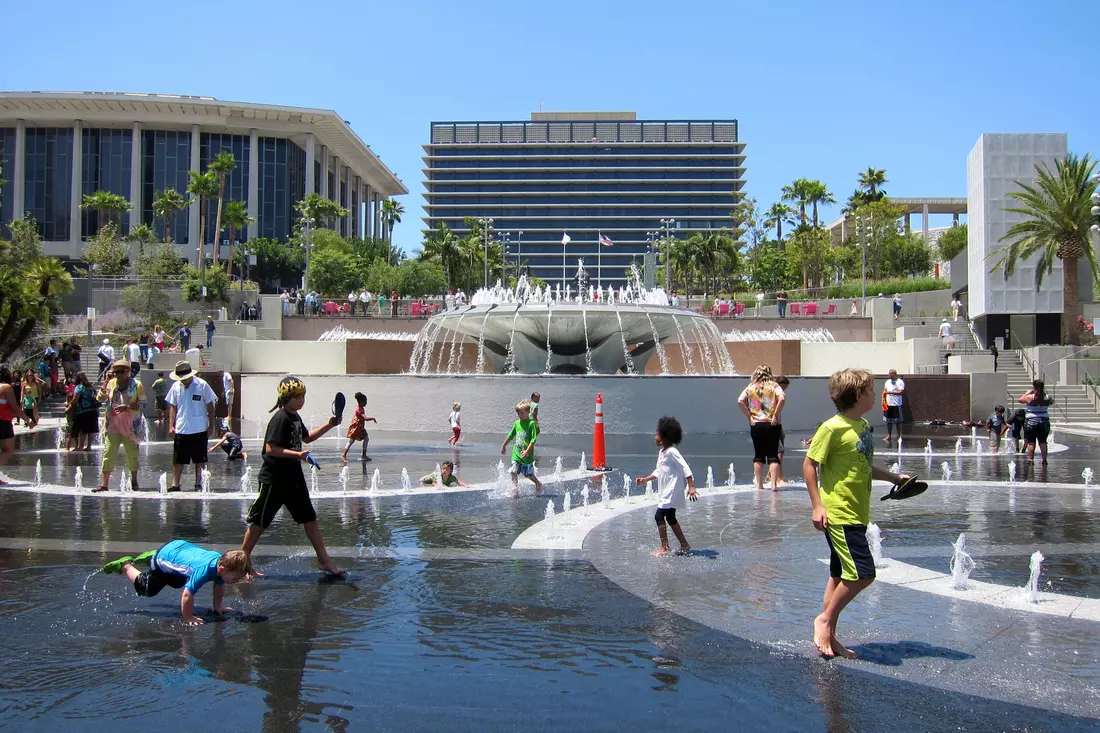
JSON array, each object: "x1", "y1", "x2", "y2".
[{"x1": 591, "y1": 392, "x2": 611, "y2": 471}]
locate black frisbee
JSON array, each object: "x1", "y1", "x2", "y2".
[
  {"x1": 880, "y1": 475, "x2": 928, "y2": 501},
  {"x1": 332, "y1": 392, "x2": 346, "y2": 423}
]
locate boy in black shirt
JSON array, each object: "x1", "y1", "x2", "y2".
[
  {"x1": 240, "y1": 376, "x2": 343, "y2": 576},
  {"x1": 209, "y1": 424, "x2": 247, "y2": 461}
]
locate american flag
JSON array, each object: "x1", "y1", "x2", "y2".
[{"x1": 599, "y1": 235, "x2": 614, "y2": 247}]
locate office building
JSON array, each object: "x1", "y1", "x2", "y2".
[
  {"x1": 422, "y1": 111, "x2": 746, "y2": 287},
  {"x1": 0, "y1": 91, "x2": 406, "y2": 260}
]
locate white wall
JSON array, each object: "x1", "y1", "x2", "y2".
[
  {"x1": 800, "y1": 341, "x2": 912, "y2": 376},
  {"x1": 948, "y1": 354, "x2": 994, "y2": 374},
  {"x1": 912, "y1": 337, "x2": 942, "y2": 373},
  {"x1": 241, "y1": 340, "x2": 346, "y2": 374},
  {"x1": 967, "y1": 133, "x2": 1068, "y2": 319},
  {"x1": 239, "y1": 374, "x2": 841, "y2": 435}
]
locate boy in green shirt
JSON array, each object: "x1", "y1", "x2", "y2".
[
  {"x1": 803, "y1": 368, "x2": 908, "y2": 659},
  {"x1": 501, "y1": 399, "x2": 543, "y2": 497},
  {"x1": 151, "y1": 372, "x2": 169, "y2": 422}
]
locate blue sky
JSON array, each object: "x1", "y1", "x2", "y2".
[{"x1": 6, "y1": 0, "x2": 1099, "y2": 253}]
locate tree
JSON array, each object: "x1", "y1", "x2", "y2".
[
  {"x1": 380, "y1": 199, "x2": 405, "y2": 246},
  {"x1": 126, "y1": 224, "x2": 157, "y2": 260},
  {"x1": 182, "y1": 264, "x2": 230, "y2": 304},
  {"x1": 221, "y1": 201, "x2": 254, "y2": 277},
  {"x1": 238, "y1": 237, "x2": 306, "y2": 292},
  {"x1": 0, "y1": 217, "x2": 74, "y2": 361},
  {"x1": 153, "y1": 187, "x2": 189, "y2": 244},
  {"x1": 82, "y1": 222, "x2": 130, "y2": 276},
  {"x1": 989, "y1": 153, "x2": 1100, "y2": 346},
  {"x1": 841, "y1": 189, "x2": 870, "y2": 216},
  {"x1": 295, "y1": 193, "x2": 348, "y2": 230},
  {"x1": 781, "y1": 178, "x2": 813, "y2": 229},
  {"x1": 806, "y1": 180, "x2": 836, "y2": 229},
  {"x1": 122, "y1": 243, "x2": 186, "y2": 322},
  {"x1": 397, "y1": 259, "x2": 446, "y2": 297},
  {"x1": 418, "y1": 222, "x2": 463, "y2": 290},
  {"x1": 746, "y1": 241, "x2": 789, "y2": 291},
  {"x1": 80, "y1": 190, "x2": 132, "y2": 235},
  {"x1": 858, "y1": 167, "x2": 888, "y2": 202},
  {"x1": 937, "y1": 224, "x2": 968, "y2": 262},
  {"x1": 764, "y1": 202, "x2": 795, "y2": 242},
  {"x1": 208, "y1": 152, "x2": 237, "y2": 265},
  {"x1": 186, "y1": 170, "x2": 219, "y2": 278},
  {"x1": 308, "y1": 245, "x2": 359, "y2": 297}
]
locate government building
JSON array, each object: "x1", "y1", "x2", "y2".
[
  {"x1": 0, "y1": 91, "x2": 406, "y2": 260},
  {"x1": 422, "y1": 112, "x2": 746, "y2": 288}
]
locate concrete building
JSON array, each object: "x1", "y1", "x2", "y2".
[
  {"x1": 966, "y1": 133, "x2": 1069, "y2": 347},
  {"x1": 827, "y1": 197, "x2": 967, "y2": 246},
  {"x1": 0, "y1": 91, "x2": 406, "y2": 260},
  {"x1": 422, "y1": 112, "x2": 746, "y2": 288}
]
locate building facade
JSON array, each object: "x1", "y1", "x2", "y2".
[
  {"x1": 422, "y1": 112, "x2": 746, "y2": 288},
  {"x1": 0, "y1": 91, "x2": 406, "y2": 260}
]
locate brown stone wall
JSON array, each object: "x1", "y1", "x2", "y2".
[
  {"x1": 726, "y1": 340, "x2": 802, "y2": 376},
  {"x1": 345, "y1": 338, "x2": 486, "y2": 374},
  {"x1": 874, "y1": 375, "x2": 970, "y2": 422}
]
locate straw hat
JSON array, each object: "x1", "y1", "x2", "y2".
[{"x1": 170, "y1": 360, "x2": 195, "y2": 381}]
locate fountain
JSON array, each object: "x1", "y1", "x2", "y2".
[
  {"x1": 158, "y1": 472, "x2": 168, "y2": 494},
  {"x1": 889, "y1": 462, "x2": 900, "y2": 474},
  {"x1": 33, "y1": 459, "x2": 42, "y2": 487},
  {"x1": 925, "y1": 439, "x2": 932, "y2": 455},
  {"x1": 579, "y1": 452, "x2": 586, "y2": 472},
  {"x1": 604, "y1": 479, "x2": 613, "y2": 509},
  {"x1": 55, "y1": 428, "x2": 64, "y2": 451},
  {"x1": 401, "y1": 468, "x2": 412, "y2": 492},
  {"x1": 1008, "y1": 461, "x2": 1017, "y2": 484},
  {"x1": 727, "y1": 463, "x2": 735, "y2": 488},
  {"x1": 1025, "y1": 550, "x2": 1044, "y2": 603},
  {"x1": 974, "y1": 439, "x2": 985, "y2": 454},
  {"x1": 1049, "y1": 429, "x2": 1055, "y2": 445},
  {"x1": 495, "y1": 460, "x2": 508, "y2": 487},
  {"x1": 554, "y1": 456, "x2": 563, "y2": 479},
  {"x1": 339, "y1": 465, "x2": 350, "y2": 493},
  {"x1": 866, "y1": 523, "x2": 885, "y2": 568},
  {"x1": 311, "y1": 465, "x2": 319, "y2": 494},
  {"x1": 74, "y1": 467, "x2": 83, "y2": 491},
  {"x1": 1083, "y1": 467, "x2": 1094, "y2": 487},
  {"x1": 645, "y1": 479, "x2": 655, "y2": 499},
  {"x1": 706, "y1": 466, "x2": 715, "y2": 490},
  {"x1": 544, "y1": 499, "x2": 558, "y2": 538},
  {"x1": 239, "y1": 465, "x2": 252, "y2": 493},
  {"x1": 623, "y1": 473, "x2": 632, "y2": 501},
  {"x1": 896, "y1": 438, "x2": 903, "y2": 456},
  {"x1": 581, "y1": 484, "x2": 591, "y2": 515},
  {"x1": 955, "y1": 438, "x2": 962, "y2": 454},
  {"x1": 200, "y1": 467, "x2": 211, "y2": 493},
  {"x1": 120, "y1": 471, "x2": 131, "y2": 492},
  {"x1": 941, "y1": 462, "x2": 953, "y2": 482},
  {"x1": 370, "y1": 469, "x2": 381, "y2": 493},
  {"x1": 950, "y1": 533, "x2": 976, "y2": 590},
  {"x1": 563, "y1": 491, "x2": 572, "y2": 513}
]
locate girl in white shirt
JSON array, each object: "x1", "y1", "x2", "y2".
[
  {"x1": 635, "y1": 417, "x2": 697, "y2": 556},
  {"x1": 447, "y1": 401, "x2": 462, "y2": 446}
]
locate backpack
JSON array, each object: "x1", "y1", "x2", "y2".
[{"x1": 77, "y1": 386, "x2": 98, "y2": 412}]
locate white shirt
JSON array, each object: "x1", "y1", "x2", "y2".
[
  {"x1": 756, "y1": 293, "x2": 764, "y2": 303},
  {"x1": 671, "y1": 295, "x2": 680, "y2": 307},
  {"x1": 445, "y1": 293, "x2": 455, "y2": 309},
  {"x1": 456, "y1": 291, "x2": 467, "y2": 305},
  {"x1": 98, "y1": 344, "x2": 114, "y2": 361},
  {"x1": 147, "y1": 345, "x2": 160, "y2": 365},
  {"x1": 449, "y1": 410, "x2": 461, "y2": 428},
  {"x1": 655, "y1": 446, "x2": 692, "y2": 509},
  {"x1": 884, "y1": 378, "x2": 905, "y2": 407},
  {"x1": 348, "y1": 291, "x2": 357, "y2": 302},
  {"x1": 153, "y1": 331, "x2": 165, "y2": 347},
  {"x1": 126, "y1": 343, "x2": 141, "y2": 363},
  {"x1": 360, "y1": 290, "x2": 370, "y2": 303},
  {"x1": 222, "y1": 372, "x2": 234, "y2": 395},
  {"x1": 939, "y1": 322, "x2": 953, "y2": 337},
  {"x1": 166, "y1": 377, "x2": 217, "y2": 435}
]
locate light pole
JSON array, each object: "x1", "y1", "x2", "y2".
[
  {"x1": 499, "y1": 232, "x2": 511, "y2": 284},
  {"x1": 478, "y1": 217, "x2": 494, "y2": 289},
  {"x1": 660, "y1": 218, "x2": 675, "y2": 295},
  {"x1": 855, "y1": 215, "x2": 869, "y2": 306},
  {"x1": 301, "y1": 217, "x2": 316, "y2": 293},
  {"x1": 517, "y1": 230, "x2": 523, "y2": 277}
]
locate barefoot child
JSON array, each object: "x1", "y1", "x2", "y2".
[
  {"x1": 209, "y1": 424, "x2": 247, "y2": 461},
  {"x1": 241, "y1": 376, "x2": 344, "y2": 576},
  {"x1": 803, "y1": 368, "x2": 909, "y2": 659},
  {"x1": 530, "y1": 392, "x2": 541, "y2": 423},
  {"x1": 635, "y1": 416, "x2": 697, "y2": 556},
  {"x1": 775, "y1": 375, "x2": 790, "y2": 484},
  {"x1": 341, "y1": 392, "x2": 376, "y2": 463},
  {"x1": 102, "y1": 540, "x2": 252, "y2": 626},
  {"x1": 447, "y1": 401, "x2": 462, "y2": 446},
  {"x1": 986, "y1": 404, "x2": 1008, "y2": 453},
  {"x1": 501, "y1": 399, "x2": 543, "y2": 497},
  {"x1": 420, "y1": 460, "x2": 469, "y2": 487}
]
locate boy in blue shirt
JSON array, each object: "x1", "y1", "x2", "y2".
[{"x1": 103, "y1": 540, "x2": 251, "y2": 625}]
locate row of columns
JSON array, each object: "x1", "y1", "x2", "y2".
[{"x1": 4, "y1": 120, "x2": 389, "y2": 249}]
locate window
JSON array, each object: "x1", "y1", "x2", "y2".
[
  {"x1": 142, "y1": 130, "x2": 191, "y2": 243},
  {"x1": 200, "y1": 133, "x2": 250, "y2": 248},
  {"x1": 24, "y1": 128, "x2": 74, "y2": 241},
  {"x1": 82, "y1": 128, "x2": 132, "y2": 238},
  {"x1": 258, "y1": 137, "x2": 305, "y2": 241}
]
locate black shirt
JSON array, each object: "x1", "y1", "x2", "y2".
[
  {"x1": 258, "y1": 409, "x2": 306, "y2": 488},
  {"x1": 220, "y1": 432, "x2": 243, "y2": 454}
]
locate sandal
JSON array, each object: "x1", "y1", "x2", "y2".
[{"x1": 92, "y1": 485, "x2": 109, "y2": 493}]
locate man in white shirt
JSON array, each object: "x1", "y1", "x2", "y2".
[
  {"x1": 359, "y1": 289, "x2": 370, "y2": 314},
  {"x1": 455, "y1": 289, "x2": 467, "y2": 306},
  {"x1": 222, "y1": 371, "x2": 234, "y2": 418},
  {"x1": 348, "y1": 290, "x2": 358, "y2": 316},
  {"x1": 97, "y1": 339, "x2": 115, "y2": 381},
  {"x1": 882, "y1": 368, "x2": 906, "y2": 446},
  {"x1": 165, "y1": 360, "x2": 217, "y2": 492},
  {"x1": 445, "y1": 290, "x2": 455, "y2": 311},
  {"x1": 939, "y1": 318, "x2": 956, "y2": 348},
  {"x1": 126, "y1": 338, "x2": 142, "y2": 375}
]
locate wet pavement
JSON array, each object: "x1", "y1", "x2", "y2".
[{"x1": 1, "y1": 423, "x2": 1098, "y2": 731}]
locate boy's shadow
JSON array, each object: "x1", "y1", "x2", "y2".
[
  {"x1": 850, "y1": 640, "x2": 974, "y2": 667},
  {"x1": 683, "y1": 549, "x2": 720, "y2": 559}
]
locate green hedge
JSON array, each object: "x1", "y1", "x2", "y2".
[{"x1": 816, "y1": 277, "x2": 947, "y2": 300}]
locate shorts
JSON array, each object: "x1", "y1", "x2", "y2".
[
  {"x1": 133, "y1": 568, "x2": 188, "y2": 597},
  {"x1": 883, "y1": 405, "x2": 903, "y2": 424},
  {"x1": 173, "y1": 432, "x2": 209, "y2": 465},
  {"x1": 0, "y1": 420, "x2": 12, "y2": 440},
  {"x1": 749, "y1": 422, "x2": 781, "y2": 464},
  {"x1": 73, "y1": 411, "x2": 99, "y2": 436},
  {"x1": 825, "y1": 523, "x2": 876, "y2": 582},
  {"x1": 224, "y1": 444, "x2": 244, "y2": 460},
  {"x1": 654, "y1": 507, "x2": 679, "y2": 526},
  {"x1": 1024, "y1": 419, "x2": 1050, "y2": 444},
  {"x1": 1010, "y1": 425, "x2": 1022, "y2": 440},
  {"x1": 102, "y1": 433, "x2": 139, "y2": 472},
  {"x1": 510, "y1": 461, "x2": 536, "y2": 477},
  {"x1": 452, "y1": 426, "x2": 461, "y2": 440},
  {"x1": 246, "y1": 480, "x2": 317, "y2": 528},
  {"x1": 156, "y1": 397, "x2": 169, "y2": 411},
  {"x1": 224, "y1": 390, "x2": 234, "y2": 407}
]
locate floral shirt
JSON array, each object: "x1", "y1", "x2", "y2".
[
  {"x1": 738, "y1": 381, "x2": 785, "y2": 423},
  {"x1": 99, "y1": 378, "x2": 146, "y2": 436}
]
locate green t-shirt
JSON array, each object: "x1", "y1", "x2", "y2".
[
  {"x1": 152, "y1": 378, "x2": 168, "y2": 399},
  {"x1": 507, "y1": 418, "x2": 538, "y2": 464},
  {"x1": 806, "y1": 413, "x2": 874, "y2": 525},
  {"x1": 422, "y1": 473, "x2": 459, "y2": 486}
]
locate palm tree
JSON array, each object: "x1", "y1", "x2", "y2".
[
  {"x1": 187, "y1": 170, "x2": 220, "y2": 277},
  {"x1": 857, "y1": 167, "x2": 888, "y2": 202},
  {"x1": 990, "y1": 153, "x2": 1100, "y2": 346},
  {"x1": 764, "y1": 203, "x2": 795, "y2": 242},
  {"x1": 222, "y1": 201, "x2": 254, "y2": 277},
  {"x1": 419, "y1": 222, "x2": 462, "y2": 290},
  {"x1": 153, "y1": 188, "x2": 188, "y2": 244},
  {"x1": 380, "y1": 199, "x2": 405, "y2": 245},
  {"x1": 80, "y1": 190, "x2": 132, "y2": 235},
  {"x1": 208, "y1": 152, "x2": 237, "y2": 264},
  {"x1": 0, "y1": 256, "x2": 74, "y2": 361},
  {"x1": 126, "y1": 224, "x2": 157, "y2": 260},
  {"x1": 295, "y1": 193, "x2": 348, "y2": 230},
  {"x1": 781, "y1": 178, "x2": 813, "y2": 229},
  {"x1": 841, "y1": 189, "x2": 870, "y2": 216},
  {"x1": 806, "y1": 180, "x2": 836, "y2": 229}
]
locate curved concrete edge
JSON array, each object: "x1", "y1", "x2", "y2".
[
  {"x1": 511, "y1": 484, "x2": 759, "y2": 550},
  {"x1": 0, "y1": 468, "x2": 603, "y2": 501},
  {"x1": 793, "y1": 442, "x2": 1069, "y2": 458},
  {"x1": 861, "y1": 558, "x2": 1100, "y2": 622}
]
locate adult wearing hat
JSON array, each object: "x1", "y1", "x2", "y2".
[
  {"x1": 93, "y1": 359, "x2": 145, "y2": 492},
  {"x1": 97, "y1": 339, "x2": 114, "y2": 382},
  {"x1": 165, "y1": 360, "x2": 217, "y2": 492}
]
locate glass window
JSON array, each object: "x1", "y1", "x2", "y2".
[
  {"x1": 24, "y1": 127, "x2": 74, "y2": 241},
  {"x1": 258, "y1": 137, "x2": 305, "y2": 241},
  {"x1": 0, "y1": 128, "x2": 14, "y2": 238},
  {"x1": 200, "y1": 133, "x2": 250, "y2": 249},
  {"x1": 142, "y1": 130, "x2": 191, "y2": 243},
  {"x1": 81, "y1": 128, "x2": 132, "y2": 238}
]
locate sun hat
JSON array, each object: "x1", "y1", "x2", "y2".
[
  {"x1": 112, "y1": 359, "x2": 131, "y2": 370},
  {"x1": 170, "y1": 360, "x2": 194, "y2": 381}
]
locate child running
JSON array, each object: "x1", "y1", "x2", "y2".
[
  {"x1": 803, "y1": 368, "x2": 909, "y2": 659},
  {"x1": 102, "y1": 539, "x2": 251, "y2": 625},
  {"x1": 501, "y1": 398, "x2": 543, "y2": 497},
  {"x1": 209, "y1": 424, "x2": 247, "y2": 461},
  {"x1": 341, "y1": 392, "x2": 377, "y2": 463},
  {"x1": 241, "y1": 376, "x2": 344, "y2": 576},
  {"x1": 635, "y1": 416, "x2": 697, "y2": 556},
  {"x1": 447, "y1": 401, "x2": 462, "y2": 446},
  {"x1": 420, "y1": 460, "x2": 469, "y2": 487}
]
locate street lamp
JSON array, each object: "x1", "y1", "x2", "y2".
[
  {"x1": 660, "y1": 218, "x2": 676, "y2": 295},
  {"x1": 517, "y1": 230, "x2": 524, "y2": 277},
  {"x1": 301, "y1": 216, "x2": 316, "y2": 293},
  {"x1": 478, "y1": 217, "x2": 494, "y2": 289},
  {"x1": 855, "y1": 215, "x2": 869, "y2": 306},
  {"x1": 499, "y1": 232, "x2": 511, "y2": 284}
]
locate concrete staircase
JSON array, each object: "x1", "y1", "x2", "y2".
[{"x1": 1003, "y1": 351, "x2": 1099, "y2": 423}]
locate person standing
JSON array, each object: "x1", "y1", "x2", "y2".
[
  {"x1": 777, "y1": 290, "x2": 788, "y2": 319},
  {"x1": 222, "y1": 370, "x2": 235, "y2": 423},
  {"x1": 347, "y1": 290, "x2": 358, "y2": 316},
  {"x1": 754, "y1": 289, "x2": 765, "y2": 317},
  {"x1": 281, "y1": 289, "x2": 290, "y2": 317},
  {"x1": 0, "y1": 365, "x2": 31, "y2": 481},
  {"x1": 44, "y1": 339, "x2": 61, "y2": 395},
  {"x1": 61, "y1": 340, "x2": 75, "y2": 380},
  {"x1": 152, "y1": 324, "x2": 167, "y2": 354},
  {"x1": 178, "y1": 323, "x2": 192, "y2": 352},
  {"x1": 391, "y1": 289, "x2": 399, "y2": 317},
  {"x1": 892, "y1": 293, "x2": 903, "y2": 321},
  {"x1": 881, "y1": 369, "x2": 906, "y2": 446},
  {"x1": 1019, "y1": 380, "x2": 1054, "y2": 465},
  {"x1": 165, "y1": 360, "x2": 217, "y2": 492},
  {"x1": 97, "y1": 339, "x2": 115, "y2": 381},
  {"x1": 94, "y1": 360, "x2": 145, "y2": 492},
  {"x1": 71, "y1": 340, "x2": 83, "y2": 375},
  {"x1": 205, "y1": 317, "x2": 216, "y2": 349},
  {"x1": 990, "y1": 342, "x2": 999, "y2": 372},
  {"x1": 126, "y1": 338, "x2": 142, "y2": 376},
  {"x1": 359, "y1": 288, "x2": 370, "y2": 315},
  {"x1": 69, "y1": 371, "x2": 99, "y2": 451},
  {"x1": 951, "y1": 296, "x2": 961, "y2": 322},
  {"x1": 737, "y1": 365, "x2": 786, "y2": 492}
]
